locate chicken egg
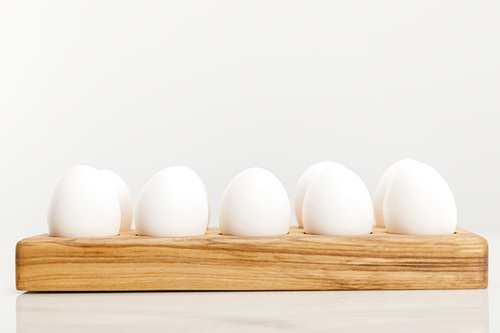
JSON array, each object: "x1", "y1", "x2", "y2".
[
  {"x1": 100, "y1": 169, "x2": 133, "y2": 232},
  {"x1": 219, "y1": 167, "x2": 290, "y2": 236},
  {"x1": 135, "y1": 166, "x2": 209, "y2": 237},
  {"x1": 47, "y1": 165, "x2": 121, "y2": 237},
  {"x1": 302, "y1": 165, "x2": 373, "y2": 236},
  {"x1": 383, "y1": 162, "x2": 457, "y2": 235},
  {"x1": 293, "y1": 161, "x2": 342, "y2": 227},
  {"x1": 373, "y1": 159, "x2": 418, "y2": 227}
]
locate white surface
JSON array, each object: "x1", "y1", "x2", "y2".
[
  {"x1": 1, "y1": 0, "x2": 499, "y2": 331},
  {"x1": 12, "y1": 290, "x2": 491, "y2": 332}
]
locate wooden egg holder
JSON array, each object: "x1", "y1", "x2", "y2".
[{"x1": 16, "y1": 227, "x2": 488, "y2": 291}]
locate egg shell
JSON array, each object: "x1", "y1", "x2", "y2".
[
  {"x1": 47, "y1": 165, "x2": 121, "y2": 237},
  {"x1": 302, "y1": 165, "x2": 373, "y2": 236},
  {"x1": 219, "y1": 167, "x2": 290, "y2": 236},
  {"x1": 100, "y1": 170, "x2": 133, "y2": 232},
  {"x1": 383, "y1": 162, "x2": 457, "y2": 235},
  {"x1": 135, "y1": 166, "x2": 209, "y2": 237},
  {"x1": 293, "y1": 161, "x2": 343, "y2": 227},
  {"x1": 373, "y1": 159, "x2": 418, "y2": 227}
]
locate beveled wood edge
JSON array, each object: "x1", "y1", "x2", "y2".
[{"x1": 15, "y1": 226, "x2": 483, "y2": 242}]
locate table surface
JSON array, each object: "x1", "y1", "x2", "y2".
[{"x1": 1, "y1": 232, "x2": 499, "y2": 332}]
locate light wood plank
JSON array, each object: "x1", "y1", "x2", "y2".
[{"x1": 16, "y1": 227, "x2": 488, "y2": 291}]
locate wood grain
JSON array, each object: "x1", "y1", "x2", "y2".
[{"x1": 16, "y1": 227, "x2": 488, "y2": 291}]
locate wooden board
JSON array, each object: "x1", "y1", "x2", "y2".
[{"x1": 16, "y1": 227, "x2": 488, "y2": 291}]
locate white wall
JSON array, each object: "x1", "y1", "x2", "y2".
[{"x1": 1, "y1": 0, "x2": 499, "y2": 291}]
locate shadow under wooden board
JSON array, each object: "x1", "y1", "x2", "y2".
[{"x1": 16, "y1": 227, "x2": 488, "y2": 291}]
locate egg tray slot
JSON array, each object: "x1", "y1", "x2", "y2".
[{"x1": 15, "y1": 227, "x2": 488, "y2": 291}]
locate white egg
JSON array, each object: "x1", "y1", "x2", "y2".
[
  {"x1": 373, "y1": 159, "x2": 418, "y2": 227},
  {"x1": 219, "y1": 167, "x2": 290, "y2": 236},
  {"x1": 293, "y1": 161, "x2": 342, "y2": 228},
  {"x1": 302, "y1": 165, "x2": 373, "y2": 235},
  {"x1": 100, "y1": 169, "x2": 133, "y2": 232},
  {"x1": 47, "y1": 165, "x2": 121, "y2": 237},
  {"x1": 135, "y1": 166, "x2": 209, "y2": 237},
  {"x1": 384, "y1": 162, "x2": 457, "y2": 235}
]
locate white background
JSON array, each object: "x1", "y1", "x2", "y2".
[{"x1": 1, "y1": 0, "x2": 499, "y2": 331}]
